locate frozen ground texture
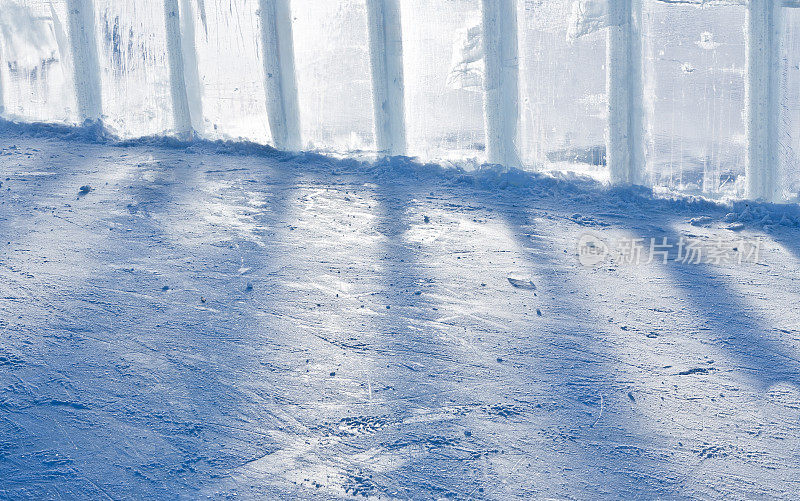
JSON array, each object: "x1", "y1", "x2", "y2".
[{"x1": 2, "y1": 128, "x2": 800, "y2": 499}]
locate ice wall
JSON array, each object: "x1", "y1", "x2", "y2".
[{"x1": 0, "y1": 0, "x2": 797, "y2": 200}]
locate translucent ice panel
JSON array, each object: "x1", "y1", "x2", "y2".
[
  {"x1": 782, "y1": 8, "x2": 800, "y2": 201},
  {"x1": 189, "y1": 0, "x2": 271, "y2": 144},
  {"x1": 0, "y1": 0, "x2": 76, "y2": 123},
  {"x1": 291, "y1": 0, "x2": 374, "y2": 152},
  {"x1": 95, "y1": 0, "x2": 173, "y2": 137},
  {"x1": 643, "y1": 1, "x2": 746, "y2": 197},
  {"x1": 518, "y1": 0, "x2": 607, "y2": 173},
  {"x1": 400, "y1": 0, "x2": 485, "y2": 164}
]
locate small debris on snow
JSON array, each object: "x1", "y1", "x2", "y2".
[
  {"x1": 78, "y1": 185, "x2": 92, "y2": 195},
  {"x1": 678, "y1": 367, "x2": 712, "y2": 376},
  {"x1": 507, "y1": 275, "x2": 536, "y2": 290},
  {"x1": 200, "y1": 297, "x2": 207, "y2": 303},
  {"x1": 689, "y1": 216, "x2": 713, "y2": 227}
]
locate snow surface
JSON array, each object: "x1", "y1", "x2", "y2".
[{"x1": 2, "y1": 125, "x2": 800, "y2": 499}]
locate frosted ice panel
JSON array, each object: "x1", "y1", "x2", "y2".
[
  {"x1": 518, "y1": 0, "x2": 607, "y2": 173},
  {"x1": 95, "y1": 0, "x2": 173, "y2": 137},
  {"x1": 643, "y1": 1, "x2": 746, "y2": 197},
  {"x1": 190, "y1": 0, "x2": 271, "y2": 144},
  {"x1": 291, "y1": 0, "x2": 374, "y2": 152},
  {"x1": 782, "y1": 7, "x2": 800, "y2": 201},
  {"x1": 400, "y1": 0, "x2": 485, "y2": 164},
  {"x1": 0, "y1": 0, "x2": 77, "y2": 123}
]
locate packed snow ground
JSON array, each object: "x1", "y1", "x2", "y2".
[{"x1": 1, "y1": 128, "x2": 800, "y2": 500}]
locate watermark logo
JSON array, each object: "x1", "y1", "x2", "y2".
[
  {"x1": 577, "y1": 233, "x2": 763, "y2": 267},
  {"x1": 577, "y1": 233, "x2": 610, "y2": 267}
]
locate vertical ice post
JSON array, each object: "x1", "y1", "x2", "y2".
[
  {"x1": 179, "y1": 0, "x2": 204, "y2": 133},
  {"x1": 606, "y1": 0, "x2": 645, "y2": 185},
  {"x1": 0, "y1": 48, "x2": 5, "y2": 117},
  {"x1": 258, "y1": 0, "x2": 302, "y2": 151},
  {"x1": 746, "y1": 0, "x2": 783, "y2": 202},
  {"x1": 66, "y1": 0, "x2": 102, "y2": 123},
  {"x1": 164, "y1": 0, "x2": 193, "y2": 136},
  {"x1": 366, "y1": 0, "x2": 406, "y2": 156},
  {"x1": 481, "y1": 0, "x2": 520, "y2": 167},
  {"x1": 0, "y1": 61, "x2": 4, "y2": 117}
]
